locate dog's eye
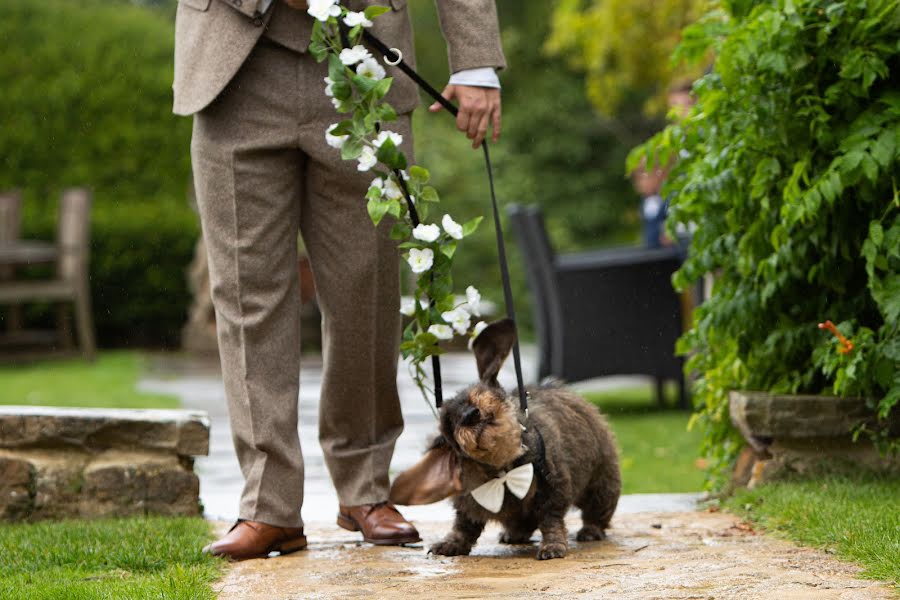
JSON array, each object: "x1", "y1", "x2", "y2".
[{"x1": 460, "y1": 405, "x2": 480, "y2": 426}]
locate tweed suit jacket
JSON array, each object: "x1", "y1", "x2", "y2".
[{"x1": 173, "y1": 0, "x2": 507, "y2": 116}]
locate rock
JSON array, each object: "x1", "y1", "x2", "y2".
[
  {"x1": 0, "y1": 455, "x2": 33, "y2": 520},
  {"x1": 729, "y1": 391, "x2": 900, "y2": 486},
  {"x1": 0, "y1": 408, "x2": 208, "y2": 521},
  {"x1": 0, "y1": 406, "x2": 209, "y2": 456}
]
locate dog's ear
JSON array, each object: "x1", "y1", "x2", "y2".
[
  {"x1": 472, "y1": 318, "x2": 517, "y2": 387},
  {"x1": 389, "y1": 439, "x2": 463, "y2": 505}
]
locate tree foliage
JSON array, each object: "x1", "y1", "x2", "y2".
[
  {"x1": 0, "y1": 0, "x2": 197, "y2": 346},
  {"x1": 632, "y1": 0, "x2": 900, "y2": 488},
  {"x1": 546, "y1": 0, "x2": 709, "y2": 116}
]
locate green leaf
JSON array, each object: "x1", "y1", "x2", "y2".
[
  {"x1": 367, "y1": 198, "x2": 390, "y2": 226},
  {"x1": 409, "y1": 166, "x2": 430, "y2": 184},
  {"x1": 331, "y1": 80, "x2": 352, "y2": 101},
  {"x1": 351, "y1": 74, "x2": 378, "y2": 95},
  {"x1": 373, "y1": 77, "x2": 393, "y2": 100},
  {"x1": 390, "y1": 222, "x2": 411, "y2": 241},
  {"x1": 387, "y1": 199, "x2": 402, "y2": 219},
  {"x1": 419, "y1": 186, "x2": 439, "y2": 203},
  {"x1": 340, "y1": 136, "x2": 363, "y2": 160},
  {"x1": 462, "y1": 216, "x2": 483, "y2": 237},
  {"x1": 364, "y1": 5, "x2": 391, "y2": 20},
  {"x1": 328, "y1": 54, "x2": 348, "y2": 83},
  {"x1": 440, "y1": 241, "x2": 457, "y2": 259},
  {"x1": 377, "y1": 103, "x2": 398, "y2": 122},
  {"x1": 329, "y1": 120, "x2": 354, "y2": 137},
  {"x1": 375, "y1": 138, "x2": 407, "y2": 170}
]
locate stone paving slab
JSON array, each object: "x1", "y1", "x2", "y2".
[
  {"x1": 212, "y1": 511, "x2": 895, "y2": 599},
  {"x1": 0, "y1": 406, "x2": 209, "y2": 456}
]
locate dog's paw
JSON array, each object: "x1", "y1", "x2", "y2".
[
  {"x1": 576, "y1": 525, "x2": 607, "y2": 542},
  {"x1": 499, "y1": 531, "x2": 533, "y2": 545},
  {"x1": 536, "y1": 541, "x2": 567, "y2": 560},
  {"x1": 429, "y1": 539, "x2": 472, "y2": 556}
]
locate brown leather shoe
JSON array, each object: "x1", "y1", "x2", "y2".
[
  {"x1": 337, "y1": 502, "x2": 421, "y2": 545},
  {"x1": 203, "y1": 520, "x2": 307, "y2": 561}
]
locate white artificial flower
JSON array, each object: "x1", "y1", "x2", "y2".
[
  {"x1": 400, "y1": 297, "x2": 417, "y2": 316},
  {"x1": 324, "y1": 76, "x2": 335, "y2": 98},
  {"x1": 428, "y1": 324, "x2": 454, "y2": 341},
  {"x1": 468, "y1": 320, "x2": 488, "y2": 349},
  {"x1": 441, "y1": 308, "x2": 472, "y2": 335},
  {"x1": 407, "y1": 248, "x2": 434, "y2": 274},
  {"x1": 412, "y1": 223, "x2": 440, "y2": 243},
  {"x1": 383, "y1": 177, "x2": 404, "y2": 201},
  {"x1": 343, "y1": 10, "x2": 374, "y2": 28},
  {"x1": 339, "y1": 45, "x2": 372, "y2": 66},
  {"x1": 357, "y1": 145, "x2": 377, "y2": 171},
  {"x1": 356, "y1": 57, "x2": 386, "y2": 81},
  {"x1": 374, "y1": 130, "x2": 403, "y2": 148},
  {"x1": 325, "y1": 123, "x2": 347, "y2": 149},
  {"x1": 465, "y1": 285, "x2": 482, "y2": 316},
  {"x1": 442, "y1": 214, "x2": 463, "y2": 240},
  {"x1": 307, "y1": 0, "x2": 341, "y2": 22}
]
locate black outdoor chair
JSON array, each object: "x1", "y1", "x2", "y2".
[{"x1": 507, "y1": 204, "x2": 687, "y2": 408}]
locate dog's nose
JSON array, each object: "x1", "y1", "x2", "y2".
[{"x1": 461, "y1": 405, "x2": 480, "y2": 426}]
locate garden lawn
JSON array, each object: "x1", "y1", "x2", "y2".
[
  {"x1": 0, "y1": 353, "x2": 220, "y2": 599},
  {"x1": 0, "y1": 352, "x2": 178, "y2": 408},
  {"x1": 0, "y1": 516, "x2": 222, "y2": 600},
  {"x1": 584, "y1": 384, "x2": 704, "y2": 494},
  {"x1": 726, "y1": 474, "x2": 900, "y2": 585}
]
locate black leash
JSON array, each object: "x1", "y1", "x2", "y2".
[{"x1": 362, "y1": 29, "x2": 528, "y2": 417}]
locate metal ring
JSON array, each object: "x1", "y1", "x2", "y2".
[{"x1": 384, "y1": 48, "x2": 402, "y2": 66}]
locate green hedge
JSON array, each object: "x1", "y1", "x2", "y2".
[
  {"x1": 23, "y1": 203, "x2": 198, "y2": 347},
  {"x1": 1, "y1": 0, "x2": 197, "y2": 346}
]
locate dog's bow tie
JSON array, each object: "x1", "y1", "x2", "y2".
[{"x1": 470, "y1": 463, "x2": 534, "y2": 513}]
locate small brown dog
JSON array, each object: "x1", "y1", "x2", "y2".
[{"x1": 390, "y1": 319, "x2": 621, "y2": 560}]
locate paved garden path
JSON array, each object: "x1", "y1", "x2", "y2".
[
  {"x1": 211, "y1": 511, "x2": 893, "y2": 599},
  {"x1": 140, "y1": 353, "x2": 894, "y2": 599}
]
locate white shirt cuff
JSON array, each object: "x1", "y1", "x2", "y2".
[{"x1": 448, "y1": 67, "x2": 501, "y2": 89}]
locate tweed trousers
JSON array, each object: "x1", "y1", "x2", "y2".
[{"x1": 191, "y1": 39, "x2": 411, "y2": 528}]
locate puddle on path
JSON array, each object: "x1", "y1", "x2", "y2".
[{"x1": 213, "y1": 511, "x2": 893, "y2": 599}]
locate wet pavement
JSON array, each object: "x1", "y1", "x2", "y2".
[
  {"x1": 211, "y1": 512, "x2": 894, "y2": 599},
  {"x1": 138, "y1": 349, "x2": 699, "y2": 524},
  {"x1": 140, "y1": 353, "x2": 895, "y2": 598}
]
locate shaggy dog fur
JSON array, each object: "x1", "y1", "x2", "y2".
[{"x1": 390, "y1": 319, "x2": 621, "y2": 560}]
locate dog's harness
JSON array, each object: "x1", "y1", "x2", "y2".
[{"x1": 359, "y1": 29, "x2": 530, "y2": 422}]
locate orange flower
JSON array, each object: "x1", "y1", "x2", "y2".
[{"x1": 818, "y1": 320, "x2": 854, "y2": 354}]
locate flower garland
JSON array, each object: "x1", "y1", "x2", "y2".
[{"x1": 308, "y1": 0, "x2": 487, "y2": 407}]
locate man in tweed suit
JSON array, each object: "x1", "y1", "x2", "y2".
[{"x1": 173, "y1": 0, "x2": 506, "y2": 559}]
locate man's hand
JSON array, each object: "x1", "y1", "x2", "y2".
[{"x1": 429, "y1": 85, "x2": 501, "y2": 149}]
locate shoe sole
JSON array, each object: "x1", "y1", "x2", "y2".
[
  {"x1": 336, "y1": 513, "x2": 422, "y2": 545},
  {"x1": 204, "y1": 535, "x2": 308, "y2": 562}
]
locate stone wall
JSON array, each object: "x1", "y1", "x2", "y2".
[
  {"x1": 0, "y1": 406, "x2": 209, "y2": 521},
  {"x1": 729, "y1": 391, "x2": 900, "y2": 488}
]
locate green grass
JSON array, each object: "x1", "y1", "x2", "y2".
[
  {"x1": 0, "y1": 352, "x2": 178, "y2": 408},
  {"x1": 583, "y1": 384, "x2": 705, "y2": 494},
  {"x1": 0, "y1": 516, "x2": 222, "y2": 600},
  {"x1": 725, "y1": 474, "x2": 900, "y2": 585},
  {"x1": 0, "y1": 354, "x2": 212, "y2": 598}
]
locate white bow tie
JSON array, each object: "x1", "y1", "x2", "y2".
[{"x1": 470, "y1": 463, "x2": 534, "y2": 513}]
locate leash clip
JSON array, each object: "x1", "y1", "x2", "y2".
[{"x1": 384, "y1": 48, "x2": 403, "y2": 66}]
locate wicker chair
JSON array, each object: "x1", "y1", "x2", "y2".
[{"x1": 507, "y1": 204, "x2": 687, "y2": 408}]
